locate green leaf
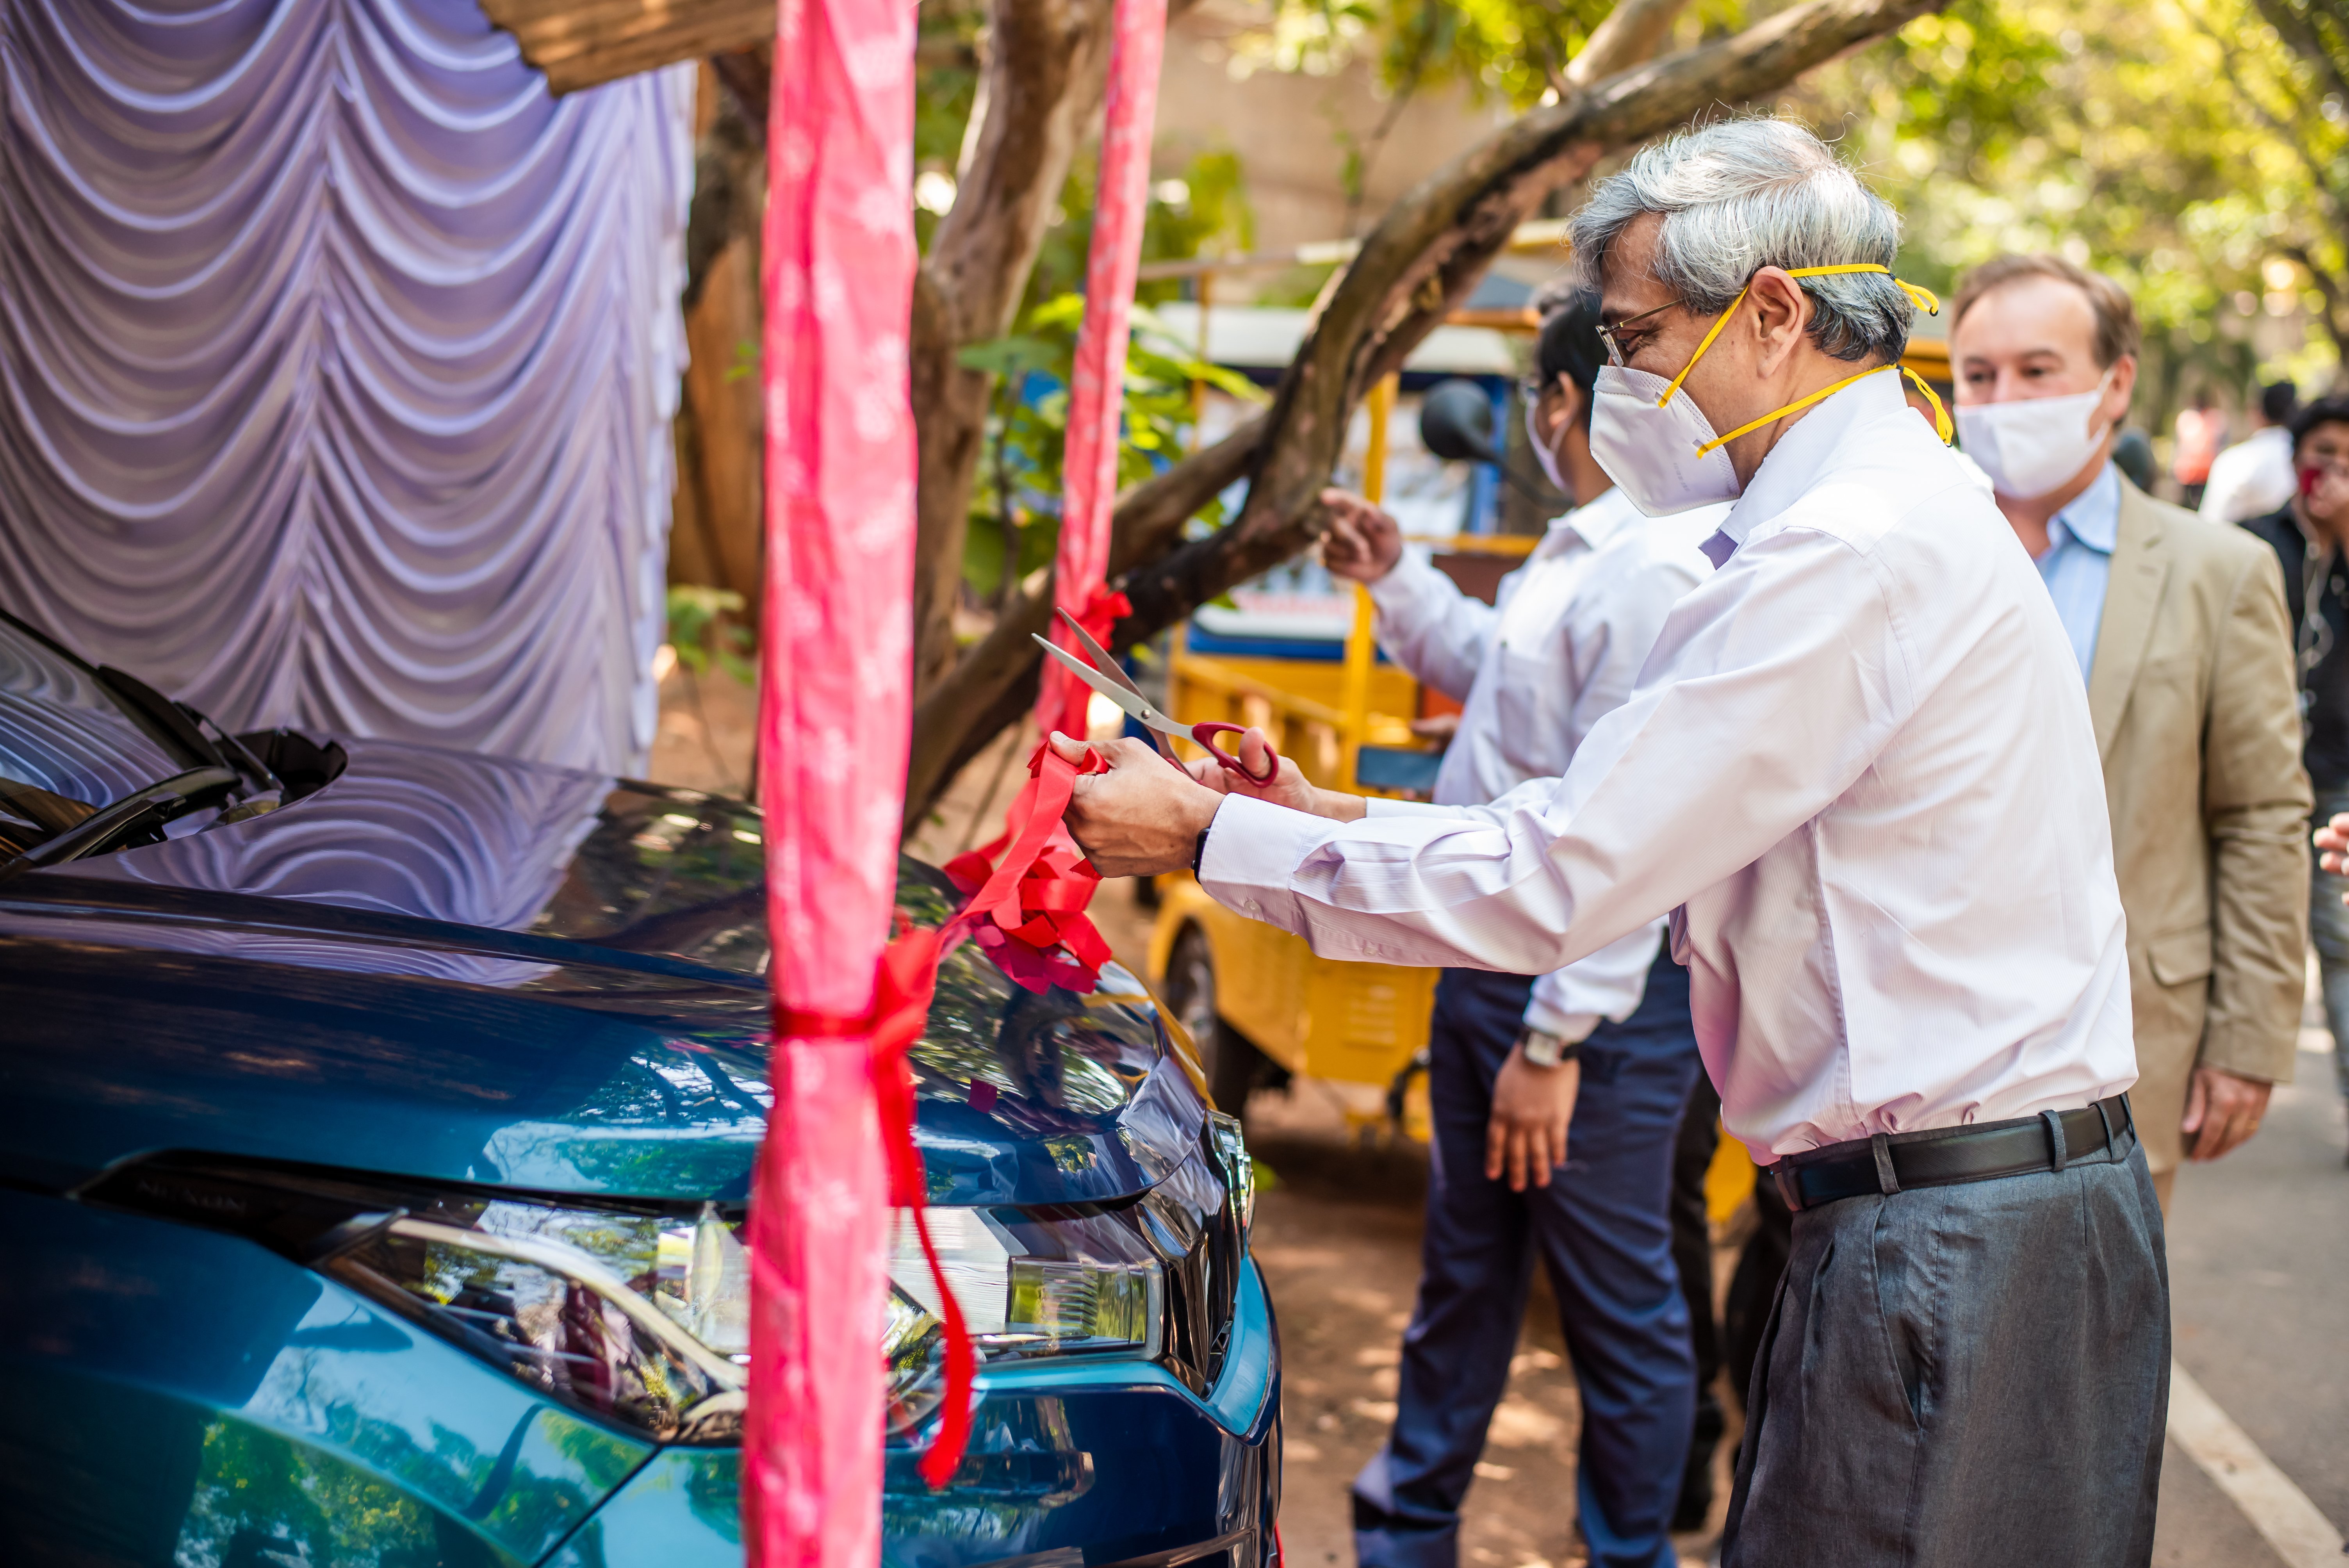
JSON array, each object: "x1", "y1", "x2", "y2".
[{"x1": 667, "y1": 584, "x2": 749, "y2": 680}]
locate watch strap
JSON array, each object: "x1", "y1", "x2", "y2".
[{"x1": 1516, "y1": 1026, "x2": 1578, "y2": 1068}]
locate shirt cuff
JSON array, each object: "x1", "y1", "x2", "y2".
[
  {"x1": 1520, "y1": 999, "x2": 1602, "y2": 1044},
  {"x1": 1197, "y1": 794, "x2": 1336, "y2": 937},
  {"x1": 1363, "y1": 795, "x2": 1460, "y2": 818}
]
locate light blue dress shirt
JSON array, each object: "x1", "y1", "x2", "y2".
[{"x1": 2036, "y1": 463, "x2": 2120, "y2": 681}]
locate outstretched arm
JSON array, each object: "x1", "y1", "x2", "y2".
[
  {"x1": 1064, "y1": 528, "x2": 1911, "y2": 978},
  {"x1": 1322, "y1": 488, "x2": 1495, "y2": 702}
]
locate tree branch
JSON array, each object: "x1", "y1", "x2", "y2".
[
  {"x1": 2249, "y1": 0, "x2": 2349, "y2": 112},
  {"x1": 2196, "y1": 6, "x2": 2349, "y2": 232},
  {"x1": 902, "y1": 0, "x2": 1946, "y2": 826},
  {"x1": 2284, "y1": 241, "x2": 2349, "y2": 365},
  {"x1": 1565, "y1": 0, "x2": 1693, "y2": 86},
  {"x1": 903, "y1": 415, "x2": 1265, "y2": 821},
  {"x1": 1117, "y1": 0, "x2": 1948, "y2": 648}
]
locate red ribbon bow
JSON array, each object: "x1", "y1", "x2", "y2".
[{"x1": 942, "y1": 740, "x2": 1113, "y2": 994}]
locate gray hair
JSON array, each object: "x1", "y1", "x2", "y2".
[{"x1": 1567, "y1": 118, "x2": 1913, "y2": 364}]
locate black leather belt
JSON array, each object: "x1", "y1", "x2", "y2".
[{"x1": 1768, "y1": 1094, "x2": 2135, "y2": 1213}]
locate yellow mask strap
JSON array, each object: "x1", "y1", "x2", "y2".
[
  {"x1": 1694, "y1": 363, "x2": 1897, "y2": 456},
  {"x1": 1788, "y1": 263, "x2": 1941, "y2": 318},
  {"x1": 1691, "y1": 361, "x2": 1955, "y2": 456},
  {"x1": 1901, "y1": 365, "x2": 1953, "y2": 444},
  {"x1": 1658, "y1": 283, "x2": 1751, "y2": 408},
  {"x1": 1654, "y1": 263, "x2": 1941, "y2": 410}
]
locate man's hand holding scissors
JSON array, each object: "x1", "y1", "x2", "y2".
[{"x1": 1046, "y1": 727, "x2": 1363, "y2": 877}]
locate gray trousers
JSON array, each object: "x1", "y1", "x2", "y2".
[{"x1": 1723, "y1": 1124, "x2": 2169, "y2": 1567}]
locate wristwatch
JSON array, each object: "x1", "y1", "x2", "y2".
[{"x1": 1513, "y1": 1026, "x2": 1580, "y2": 1069}]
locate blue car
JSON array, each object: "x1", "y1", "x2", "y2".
[{"x1": 0, "y1": 612, "x2": 1280, "y2": 1566}]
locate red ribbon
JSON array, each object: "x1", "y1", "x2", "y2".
[
  {"x1": 826, "y1": 743, "x2": 1115, "y2": 1493},
  {"x1": 854, "y1": 924, "x2": 978, "y2": 1490},
  {"x1": 775, "y1": 923, "x2": 973, "y2": 1491},
  {"x1": 943, "y1": 741, "x2": 1113, "y2": 994}
]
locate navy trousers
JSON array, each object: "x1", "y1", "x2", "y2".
[{"x1": 1353, "y1": 957, "x2": 1705, "y2": 1568}]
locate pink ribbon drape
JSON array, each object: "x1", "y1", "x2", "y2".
[
  {"x1": 746, "y1": 0, "x2": 918, "y2": 1562},
  {"x1": 747, "y1": 0, "x2": 1170, "y2": 1552},
  {"x1": 1036, "y1": 0, "x2": 1171, "y2": 739}
]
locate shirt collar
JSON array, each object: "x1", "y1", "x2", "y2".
[
  {"x1": 2046, "y1": 463, "x2": 2120, "y2": 556},
  {"x1": 1551, "y1": 485, "x2": 1643, "y2": 552},
  {"x1": 1704, "y1": 367, "x2": 1909, "y2": 563}
]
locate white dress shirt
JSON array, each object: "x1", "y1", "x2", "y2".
[
  {"x1": 2199, "y1": 424, "x2": 2296, "y2": 525},
  {"x1": 1363, "y1": 488, "x2": 1722, "y2": 1039},
  {"x1": 1201, "y1": 372, "x2": 2137, "y2": 1158}
]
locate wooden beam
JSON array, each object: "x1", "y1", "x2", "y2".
[{"x1": 480, "y1": 0, "x2": 775, "y2": 95}]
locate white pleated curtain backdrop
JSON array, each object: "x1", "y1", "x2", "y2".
[{"x1": 0, "y1": 0, "x2": 694, "y2": 775}]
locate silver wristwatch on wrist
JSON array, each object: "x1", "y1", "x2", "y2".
[{"x1": 1514, "y1": 1026, "x2": 1579, "y2": 1069}]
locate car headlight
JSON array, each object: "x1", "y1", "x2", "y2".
[
  {"x1": 881, "y1": 1205, "x2": 1161, "y2": 1434},
  {"x1": 71, "y1": 1141, "x2": 1246, "y2": 1447},
  {"x1": 76, "y1": 1153, "x2": 757, "y2": 1443}
]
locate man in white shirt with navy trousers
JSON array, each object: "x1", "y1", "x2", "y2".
[
  {"x1": 1051, "y1": 119, "x2": 2167, "y2": 1566},
  {"x1": 1324, "y1": 287, "x2": 1724, "y2": 1568}
]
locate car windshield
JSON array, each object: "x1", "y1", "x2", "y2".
[{"x1": 0, "y1": 622, "x2": 182, "y2": 835}]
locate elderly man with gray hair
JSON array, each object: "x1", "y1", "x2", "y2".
[{"x1": 1049, "y1": 117, "x2": 2166, "y2": 1566}]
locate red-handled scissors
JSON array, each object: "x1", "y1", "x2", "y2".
[{"x1": 1033, "y1": 613, "x2": 1281, "y2": 786}]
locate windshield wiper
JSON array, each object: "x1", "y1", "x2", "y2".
[
  {"x1": 0, "y1": 766, "x2": 239, "y2": 879},
  {"x1": 0, "y1": 609, "x2": 284, "y2": 796},
  {"x1": 93, "y1": 665, "x2": 283, "y2": 796}
]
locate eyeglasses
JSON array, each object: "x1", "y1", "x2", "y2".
[{"x1": 1595, "y1": 298, "x2": 1686, "y2": 367}]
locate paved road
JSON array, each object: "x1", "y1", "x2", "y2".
[{"x1": 2154, "y1": 1029, "x2": 2348, "y2": 1565}]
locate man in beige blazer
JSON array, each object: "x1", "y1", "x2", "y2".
[{"x1": 1950, "y1": 254, "x2": 2310, "y2": 1209}]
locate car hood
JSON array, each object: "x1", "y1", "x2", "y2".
[{"x1": 0, "y1": 738, "x2": 1205, "y2": 1206}]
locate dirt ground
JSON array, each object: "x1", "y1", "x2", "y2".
[
  {"x1": 654, "y1": 672, "x2": 1732, "y2": 1568},
  {"x1": 1235, "y1": 1080, "x2": 1736, "y2": 1568}
]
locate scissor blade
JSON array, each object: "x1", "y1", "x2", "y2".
[
  {"x1": 1052, "y1": 611, "x2": 1185, "y2": 764},
  {"x1": 1032, "y1": 636, "x2": 1174, "y2": 732},
  {"x1": 1054, "y1": 608, "x2": 1147, "y2": 700}
]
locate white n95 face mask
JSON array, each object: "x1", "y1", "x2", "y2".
[
  {"x1": 1524, "y1": 393, "x2": 1572, "y2": 496},
  {"x1": 1952, "y1": 374, "x2": 2114, "y2": 500},
  {"x1": 1587, "y1": 364, "x2": 1743, "y2": 517}
]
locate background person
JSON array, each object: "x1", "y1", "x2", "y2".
[
  {"x1": 1055, "y1": 118, "x2": 2169, "y2": 1568},
  {"x1": 2174, "y1": 394, "x2": 2226, "y2": 510},
  {"x1": 2203, "y1": 380, "x2": 2301, "y2": 524},
  {"x1": 1948, "y1": 252, "x2": 2309, "y2": 1211},
  {"x1": 2241, "y1": 396, "x2": 2349, "y2": 1160},
  {"x1": 1325, "y1": 287, "x2": 1723, "y2": 1568}
]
